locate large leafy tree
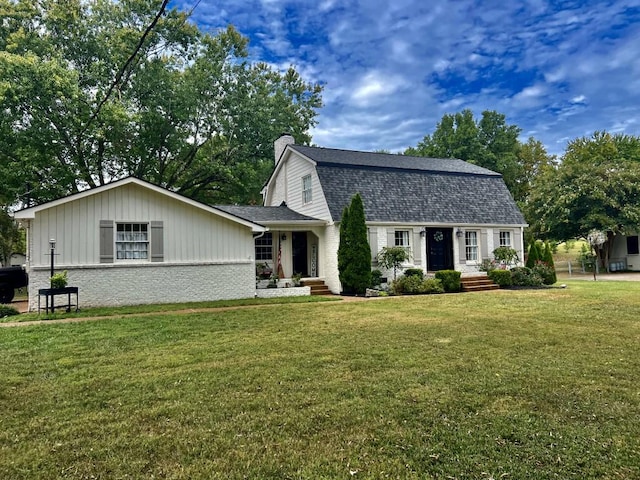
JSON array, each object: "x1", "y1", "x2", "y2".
[
  {"x1": 0, "y1": 0, "x2": 322, "y2": 206},
  {"x1": 527, "y1": 132, "x2": 640, "y2": 245},
  {"x1": 405, "y1": 109, "x2": 523, "y2": 201}
]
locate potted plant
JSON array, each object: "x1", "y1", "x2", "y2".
[
  {"x1": 50, "y1": 270, "x2": 68, "y2": 289},
  {"x1": 291, "y1": 272, "x2": 302, "y2": 287}
]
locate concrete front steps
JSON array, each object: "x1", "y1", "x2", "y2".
[
  {"x1": 301, "y1": 279, "x2": 332, "y2": 296},
  {"x1": 460, "y1": 275, "x2": 500, "y2": 292}
]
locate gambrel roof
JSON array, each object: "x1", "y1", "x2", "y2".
[{"x1": 289, "y1": 145, "x2": 526, "y2": 225}]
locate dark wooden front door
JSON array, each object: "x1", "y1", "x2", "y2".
[
  {"x1": 426, "y1": 228, "x2": 454, "y2": 271},
  {"x1": 292, "y1": 232, "x2": 308, "y2": 276}
]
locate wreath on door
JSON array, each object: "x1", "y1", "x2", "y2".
[{"x1": 433, "y1": 231, "x2": 444, "y2": 242}]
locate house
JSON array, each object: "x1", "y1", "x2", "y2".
[
  {"x1": 224, "y1": 134, "x2": 528, "y2": 294},
  {"x1": 13, "y1": 177, "x2": 267, "y2": 311},
  {"x1": 13, "y1": 136, "x2": 527, "y2": 310},
  {"x1": 608, "y1": 232, "x2": 640, "y2": 271}
]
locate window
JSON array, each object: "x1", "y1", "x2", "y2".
[
  {"x1": 627, "y1": 235, "x2": 639, "y2": 255},
  {"x1": 394, "y1": 230, "x2": 410, "y2": 247},
  {"x1": 116, "y1": 223, "x2": 148, "y2": 260},
  {"x1": 499, "y1": 231, "x2": 511, "y2": 247},
  {"x1": 465, "y1": 231, "x2": 478, "y2": 261},
  {"x1": 255, "y1": 232, "x2": 273, "y2": 261},
  {"x1": 302, "y1": 175, "x2": 312, "y2": 204}
]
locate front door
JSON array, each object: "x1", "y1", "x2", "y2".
[
  {"x1": 426, "y1": 228, "x2": 454, "y2": 271},
  {"x1": 292, "y1": 232, "x2": 308, "y2": 276}
]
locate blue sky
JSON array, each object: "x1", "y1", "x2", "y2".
[{"x1": 172, "y1": 0, "x2": 640, "y2": 156}]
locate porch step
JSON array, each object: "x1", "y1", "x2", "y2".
[
  {"x1": 301, "y1": 279, "x2": 332, "y2": 296},
  {"x1": 460, "y1": 275, "x2": 500, "y2": 292}
]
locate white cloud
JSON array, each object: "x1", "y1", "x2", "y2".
[{"x1": 350, "y1": 71, "x2": 406, "y2": 106}]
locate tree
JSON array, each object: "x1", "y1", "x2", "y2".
[
  {"x1": 525, "y1": 241, "x2": 543, "y2": 269},
  {"x1": 527, "y1": 132, "x2": 640, "y2": 250},
  {"x1": 0, "y1": 0, "x2": 322, "y2": 206},
  {"x1": 542, "y1": 241, "x2": 557, "y2": 285},
  {"x1": 338, "y1": 193, "x2": 371, "y2": 294},
  {"x1": 0, "y1": 209, "x2": 20, "y2": 267},
  {"x1": 376, "y1": 246, "x2": 411, "y2": 281},
  {"x1": 405, "y1": 110, "x2": 523, "y2": 200}
]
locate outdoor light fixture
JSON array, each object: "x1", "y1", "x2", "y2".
[
  {"x1": 420, "y1": 229, "x2": 427, "y2": 238},
  {"x1": 49, "y1": 238, "x2": 56, "y2": 285},
  {"x1": 456, "y1": 229, "x2": 464, "y2": 238},
  {"x1": 281, "y1": 233, "x2": 287, "y2": 241}
]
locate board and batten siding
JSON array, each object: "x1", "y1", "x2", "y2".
[
  {"x1": 267, "y1": 154, "x2": 332, "y2": 221},
  {"x1": 29, "y1": 183, "x2": 254, "y2": 267}
]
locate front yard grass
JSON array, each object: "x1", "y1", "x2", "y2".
[{"x1": 1, "y1": 281, "x2": 640, "y2": 479}]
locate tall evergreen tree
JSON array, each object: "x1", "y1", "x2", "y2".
[
  {"x1": 337, "y1": 205, "x2": 351, "y2": 287},
  {"x1": 338, "y1": 193, "x2": 371, "y2": 294},
  {"x1": 542, "y1": 242, "x2": 557, "y2": 284}
]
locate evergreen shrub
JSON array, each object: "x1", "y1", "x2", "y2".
[
  {"x1": 403, "y1": 268, "x2": 424, "y2": 279},
  {"x1": 488, "y1": 269, "x2": 512, "y2": 287},
  {"x1": 434, "y1": 270, "x2": 461, "y2": 292}
]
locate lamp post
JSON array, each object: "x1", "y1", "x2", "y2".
[{"x1": 49, "y1": 239, "x2": 56, "y2": 287}]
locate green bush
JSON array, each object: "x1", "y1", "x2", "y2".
[
  {"x1": 541, "y1": 242, "x2": 557, "y2": 284},
  {"x1": 532, "y1": 260, "x2": 556, "y2": 285},
  {"x1": 488, "y1": 269, "x2": 512, "y2": 287},
  {"x1": 0, "y1": 305, "x2": 19, "y2": 317},
  {"x1": 434, "y1": 270, "x2": 461, "y2": 292},
  {"x1": 510, "y1": 266, "x2": 543, "y2": 287},
  {"x1": 370, "y1": 269, "x2": 383, "y2": 288},
  {"x1": 403, "y1": 268, "x2": 424, "y2": 279},
  {"x1": 391, "y1": 275, "x2": 443, "y2": 295}
]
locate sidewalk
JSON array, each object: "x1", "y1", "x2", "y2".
[{"x1": 558, "y1": 272, "x2": 640, "y2": 281}]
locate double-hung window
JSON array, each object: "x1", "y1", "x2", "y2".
[
  {"x1": 255, "y1": 232, "x2": 273, "y2": 261},
  {"x1": 302, "y1": 175, "x2": 312, "y2": 204},
  {"x1": 395, "y1": 230, "x2": 410, "y2": 249},
  {"x1": 116, "y1": 223, "x2": 149, "y2": 260},
  {"x1": 465, "y1": 231, "x2": 478, "y2": 261},
  {"x1": 499, "y1": 231, "x2": 511, "y2": 247}
]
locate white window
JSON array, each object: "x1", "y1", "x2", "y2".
[
  {"x1": 255, "y1": 232, "x2": 273, "y2": 261},
  {"x1": 394, "y1": 230, "x2": 410, "y2": 247},
  {"x1": 465, "y1": 231, "x2": 478, "y2": 261},
  {"x1": 499, "y1": 231, "x2": 511, "y2": 247},
  {"x1": 116, "y1": 223, "x2": 149, "y2": 260},
  {"x1": 302, "y1": 175, "x2": 312, "y2": 204}
]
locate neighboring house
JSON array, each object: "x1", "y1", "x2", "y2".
[
  {"x1": 13, "y1": 177, "x2": 266, "y2": 311},
  {"x1": 252, "y1": 134, "x2": 527, "y2": 294},
  {"x1": 608, "y1": 232, "x2": 640, "y2": 271}
]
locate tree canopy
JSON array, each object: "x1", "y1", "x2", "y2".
[
  {"x1": 0, "y1": 0, "x2": 322, "y2": 207},
  {"x1": 405, "y1": 109, "x2": 524, "y2": 200},
  {"x1": 526, "y1": 132, "x2": 640, "y2": 241}
]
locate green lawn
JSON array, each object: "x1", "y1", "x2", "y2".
[{"x1": 2, "y1": 282, "x2": 640, "y2": 479}]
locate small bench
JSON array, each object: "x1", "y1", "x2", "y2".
[{"x1": 38, "y1": 287, "x2": 79, "y2": 315}]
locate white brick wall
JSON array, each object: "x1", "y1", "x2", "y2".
[
  {"x1": 27, "y1": 262, "x2": 255, "y2": 311},
  {"x1": 324, "y1": 224, "x2": 341, "y2": 294},
  {"x1": 255, "y1": 286, "x2": 311, "y2": 298}
]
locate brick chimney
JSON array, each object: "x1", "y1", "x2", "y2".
[{"x1": 274, "y1": 133, "x2": 295, "y2": 165}]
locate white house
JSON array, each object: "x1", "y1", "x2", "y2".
[
  {"x1": 607, "y1": 232, "x2": 640, "y2": 271},
  {"x1": 223, "y1": 134, "x2": 528, "y2": 294},
  {"x1": 13, "y1": 136, "x2": 528, "y2": 309},
  {"x1": 13, "y1": 177, "x2": 266, "y2": 310}
]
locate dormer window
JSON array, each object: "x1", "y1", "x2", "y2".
[{"x1": 302, "y1": 175, "x2": 312, "y2": 204}]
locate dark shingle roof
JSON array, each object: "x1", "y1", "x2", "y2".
[
  {"x1": 289, "y1": 145, "x2": 526, "y2": 225},
  {"x1": 290, "y1": 145, "x2": 501, "y2": 176},
  {"x1": 214, "y1": 204, "x2": 322, "y2": 223}
]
